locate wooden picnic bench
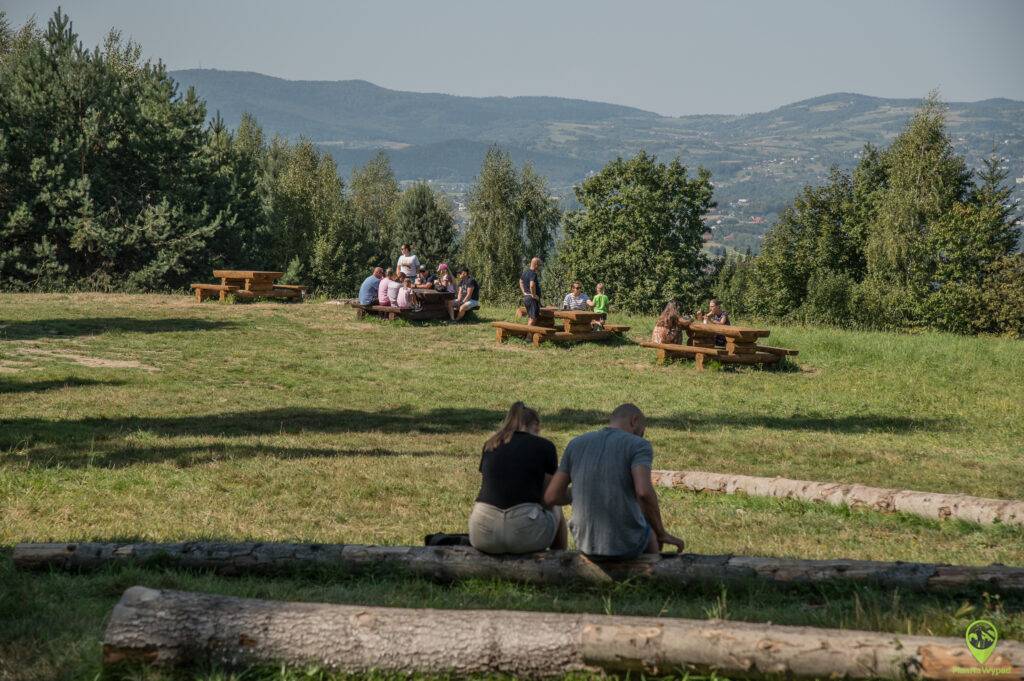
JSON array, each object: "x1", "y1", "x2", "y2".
[
  {"x1": 641, "y1": 320, "x2": 797, "y2": 370},
  {"x1": 496, "y1": 307, "x2": 630, "y2": 346},
  {"x1": 355, "y1": 288, "x2": 456, "y2": 321},
  {"x1": 191, "y1": 270, "x2": 305, "y2": 302}
]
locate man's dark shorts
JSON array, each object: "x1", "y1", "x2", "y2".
[{"x1": 523, "y1": 296, "x2": 540, "y2": 321}]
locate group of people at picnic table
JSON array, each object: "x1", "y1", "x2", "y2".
[
  {"x1": 357, "y1": 243, "x2": 481, "y2": 321},
  {"x1": 468, "y1": 401, "x2": 685, "y2": 557},
  {"x1": 357, "y1": 246, "x2": 733, "y2": 334}
]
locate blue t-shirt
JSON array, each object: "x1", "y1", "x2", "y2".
[{"x1": 358, "y1": 275, "x2": 382, "y2": 305}]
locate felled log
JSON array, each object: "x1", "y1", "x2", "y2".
[
  {"x1": 103, "y1": 586, "x2": 1024, "y2": 678},
  {"x1": 652, "y1": 469, "x2": 1024, "y2": 527},
  {"x1": 14, "y1": 542, "x2": 1024, "y2": 594}
]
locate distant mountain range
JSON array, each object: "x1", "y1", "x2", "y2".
[{"x1": 170, "y1": 69, "x2": 1024, "y2": 252}]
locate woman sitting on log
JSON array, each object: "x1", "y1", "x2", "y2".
[
  {"x1": 651, "y1": 301, "x2": 686, "y2": 344},
  {"x1": 469, "y1": 402, "x2": 568, "y2": 554}
]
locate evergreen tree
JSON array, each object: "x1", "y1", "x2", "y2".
[
  {"x1": 0, "y1": 10, "x2": 228, "y2": 290},
  {"x1": 558, "y1": 151, "x2": 714, "y2": 313},
  {"x1": 393, "y1": 182, "x2": 457, "y2": 267},
  {"x1": 517, "y1": 163, "x2": 560, "y2": 263},
  {"x1": 350, "y1": 151, "x2": 400, "y2": 263},
  {"x1": 461, "y1": 146, "x2": 524, "y2": 302}
]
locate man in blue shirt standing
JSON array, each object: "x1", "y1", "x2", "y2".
[{"x1": 358, "y1": 267, "x2": 385, "y2": 305}]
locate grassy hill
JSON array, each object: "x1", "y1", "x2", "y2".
[
  {"x1": 172, "y1": 69, "x2": 1024, "y2": 230},
  {"x1": 1, "y1": 293, "x2": 1022, "y2": 678}
]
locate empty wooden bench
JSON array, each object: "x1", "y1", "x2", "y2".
[
  {"x1": 190, "y1": 283, "x2": 237, "y2": 302},
  {"x1": 492, "y1": 321, "x2": 558, "y2": 347}
]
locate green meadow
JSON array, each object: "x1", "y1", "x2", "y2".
[{"x1": 1, "y1": 293, "x2": 1022, "y2": 680}]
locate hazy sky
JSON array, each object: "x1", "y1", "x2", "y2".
[{"x1": 5, "y1": 0, "x2": 1024, "y2": 115}]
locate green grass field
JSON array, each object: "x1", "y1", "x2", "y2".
[{"x1": 2, "y1": 293, "x2": 1023, "y2": 680}]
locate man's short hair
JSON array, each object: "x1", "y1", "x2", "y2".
[
  {"x1": 402, "y1": 243, "x2": 412, "y2": 250},
  {"x1": 418, "y1": 265, "x2": 427, "y2": 272},
  {"x1": 610, "y1": 403, "x2": 644, "y2": 423},
  {"x1": 458, "y1": 266, "x2": 470, "y2": 275}
]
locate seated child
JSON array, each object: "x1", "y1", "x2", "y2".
[
  {"x1": 396, "y1": 276, "x2": 416, "y2": 309},
  {"x1": 377, "y1": 268, "x2": 394, "y2": 306}
]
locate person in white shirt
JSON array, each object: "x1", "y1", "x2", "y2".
[{"x1": 396, "y1": 243, "x2": 420, "y2": 279}]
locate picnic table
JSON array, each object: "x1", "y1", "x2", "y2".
[
  {"x1": 640, "y1": 319, "x2": 797, "y2": 370},
  {"x1": 190, "y1": 270, "x2": 305, "y2": 302},
  {"x1": 494, "y1": 306, "x2": 630, "y2": 346},
  {"x1": 354, "y1": 288, "x2": 456, "y2": 321}
]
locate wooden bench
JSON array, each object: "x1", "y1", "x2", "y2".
[
  {"x1": 492, "y1": 321, "x2": 558, "y2": 347},
  {"x1": 508, "y1": 307, "x2": 629, "y2": 345},
  {"x1": 190, "y1": 283, "x2": 238, "y2": 302},
  {"x1": 640, "y1": 339, "x2": 795, "y2": 371}
]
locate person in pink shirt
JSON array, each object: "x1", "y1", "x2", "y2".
[
  {"x1": 396, "y1": 276, "x2": 416, "y2": 309},
  {"x1": 377, "y1": 268, "x2": 394, "y2": 306}
]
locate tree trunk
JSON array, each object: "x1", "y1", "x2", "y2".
[
  {"x1": 14, "y1": 542, "x2": 1024, "y2": 594},
  {"x1": 103, "y1": 586, "x2": 1024, "y2": 679},
  {"x1": 652, "y1": 469, "x2": 1024, "y2": 527}
]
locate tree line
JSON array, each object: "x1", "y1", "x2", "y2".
[
  {"x1": 715, "y1": 95, "x2": 1022, "y2": 336},
  {"x1": 2, "y1": 10, "x2": 1020, "y2": 336}
]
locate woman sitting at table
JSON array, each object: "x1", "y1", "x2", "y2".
[
  {"x1": 469, "y1": 402, "x2": 567, "y2": 555},
  {"x1": 435, "y1": 263, "x2": 455, "y2": 293},
  {"x1": 377, "y1": 268, "x2": 395, "y2": 306},
  {"x1": 651, "y1": 301, "x2": 685, "y2": 344},
  {"x1": 561, "y1": 281, "x2": 595, "y2": 311}
]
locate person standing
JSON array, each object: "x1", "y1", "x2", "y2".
[
  {"x1": 543, "y1": 404, "x2": 685, "y2": 558},
  {"x1": 592, "y1": 283, "x2": 609, "y2": 318},
  {"x1": 520, "y1": 256, "x2": 543, "y2": 325},
  {"x1": 469, "y1": 402, "x2": 568, "y2": 554},
  {"x1": 396, "y1": 243, "x2": 420, "y2": 280},
  {"x1": 358, "y1": 267, "x2": 384, "y2": 306}
]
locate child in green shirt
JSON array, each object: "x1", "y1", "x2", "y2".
[{"x1": 592, "y1": 283, "x2": 609, "y2": 316}]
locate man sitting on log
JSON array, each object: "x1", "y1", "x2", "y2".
[{"x1": 544, "y1": 404, "x2": 685, "y2": 559}]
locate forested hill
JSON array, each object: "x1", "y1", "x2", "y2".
[{"x1": 172, "y1": 69, "x2": 1024, "y2": 216}]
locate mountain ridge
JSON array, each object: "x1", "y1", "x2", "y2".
[{"x1": 170, "y1": 69, "x2": 1024, "y2": 253}]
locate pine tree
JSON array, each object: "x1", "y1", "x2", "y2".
[
  {"x1": 350, "y1": 152, "x2": 400, "y2": 264},
  {"x1": 393, "y1": 182, "x2": 457, "y2": 268},
  {"x1": 517, "y1": 163, "x2": 560, "y2": 263}
]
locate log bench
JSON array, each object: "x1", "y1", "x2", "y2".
[
  {"x1": 504, "y1": 307, "x2": 628, "y2": 346},
  {"x1": 190, "y1": 283, "x2": 238, "y2": 302},
  {"x1": 640, "y1": 340, "x2": 793, "y2": 370}
]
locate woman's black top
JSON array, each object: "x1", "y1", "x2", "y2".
[{"x1": 476, "y1": 431, "x2": 558, "y2": 509}]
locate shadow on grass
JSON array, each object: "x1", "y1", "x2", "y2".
[
  {"x1": 0, "y1": 317, "x2": 238, "y2": 340},
  {"x1": 0, "y1": 407, "x2": 959, "y2": 469},
  {"x1": 0, "y1": 377, "x2": 127, "y2": 394}
]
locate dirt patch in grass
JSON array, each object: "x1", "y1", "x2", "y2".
[{"x1": 15, "y1": 347, "x2": 159, "y2": 372}]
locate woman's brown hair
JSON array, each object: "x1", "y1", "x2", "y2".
[
  {"x1": 483, "y1": 401, "x2": 540, "y2": 452},
  {"x1": 656, "y1": 301, "x2": 681, "y2": 328}
]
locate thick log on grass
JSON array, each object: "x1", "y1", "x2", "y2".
[
  {"x1": 103, "y1": 586, "x2": 1024, "y2": 678},
  {"x1": 652, "y1": 469, "x2": 1024, "y2": 527},
  {"x1": 14, "y1": 542, "x2": 1024, "y2": 594}
]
